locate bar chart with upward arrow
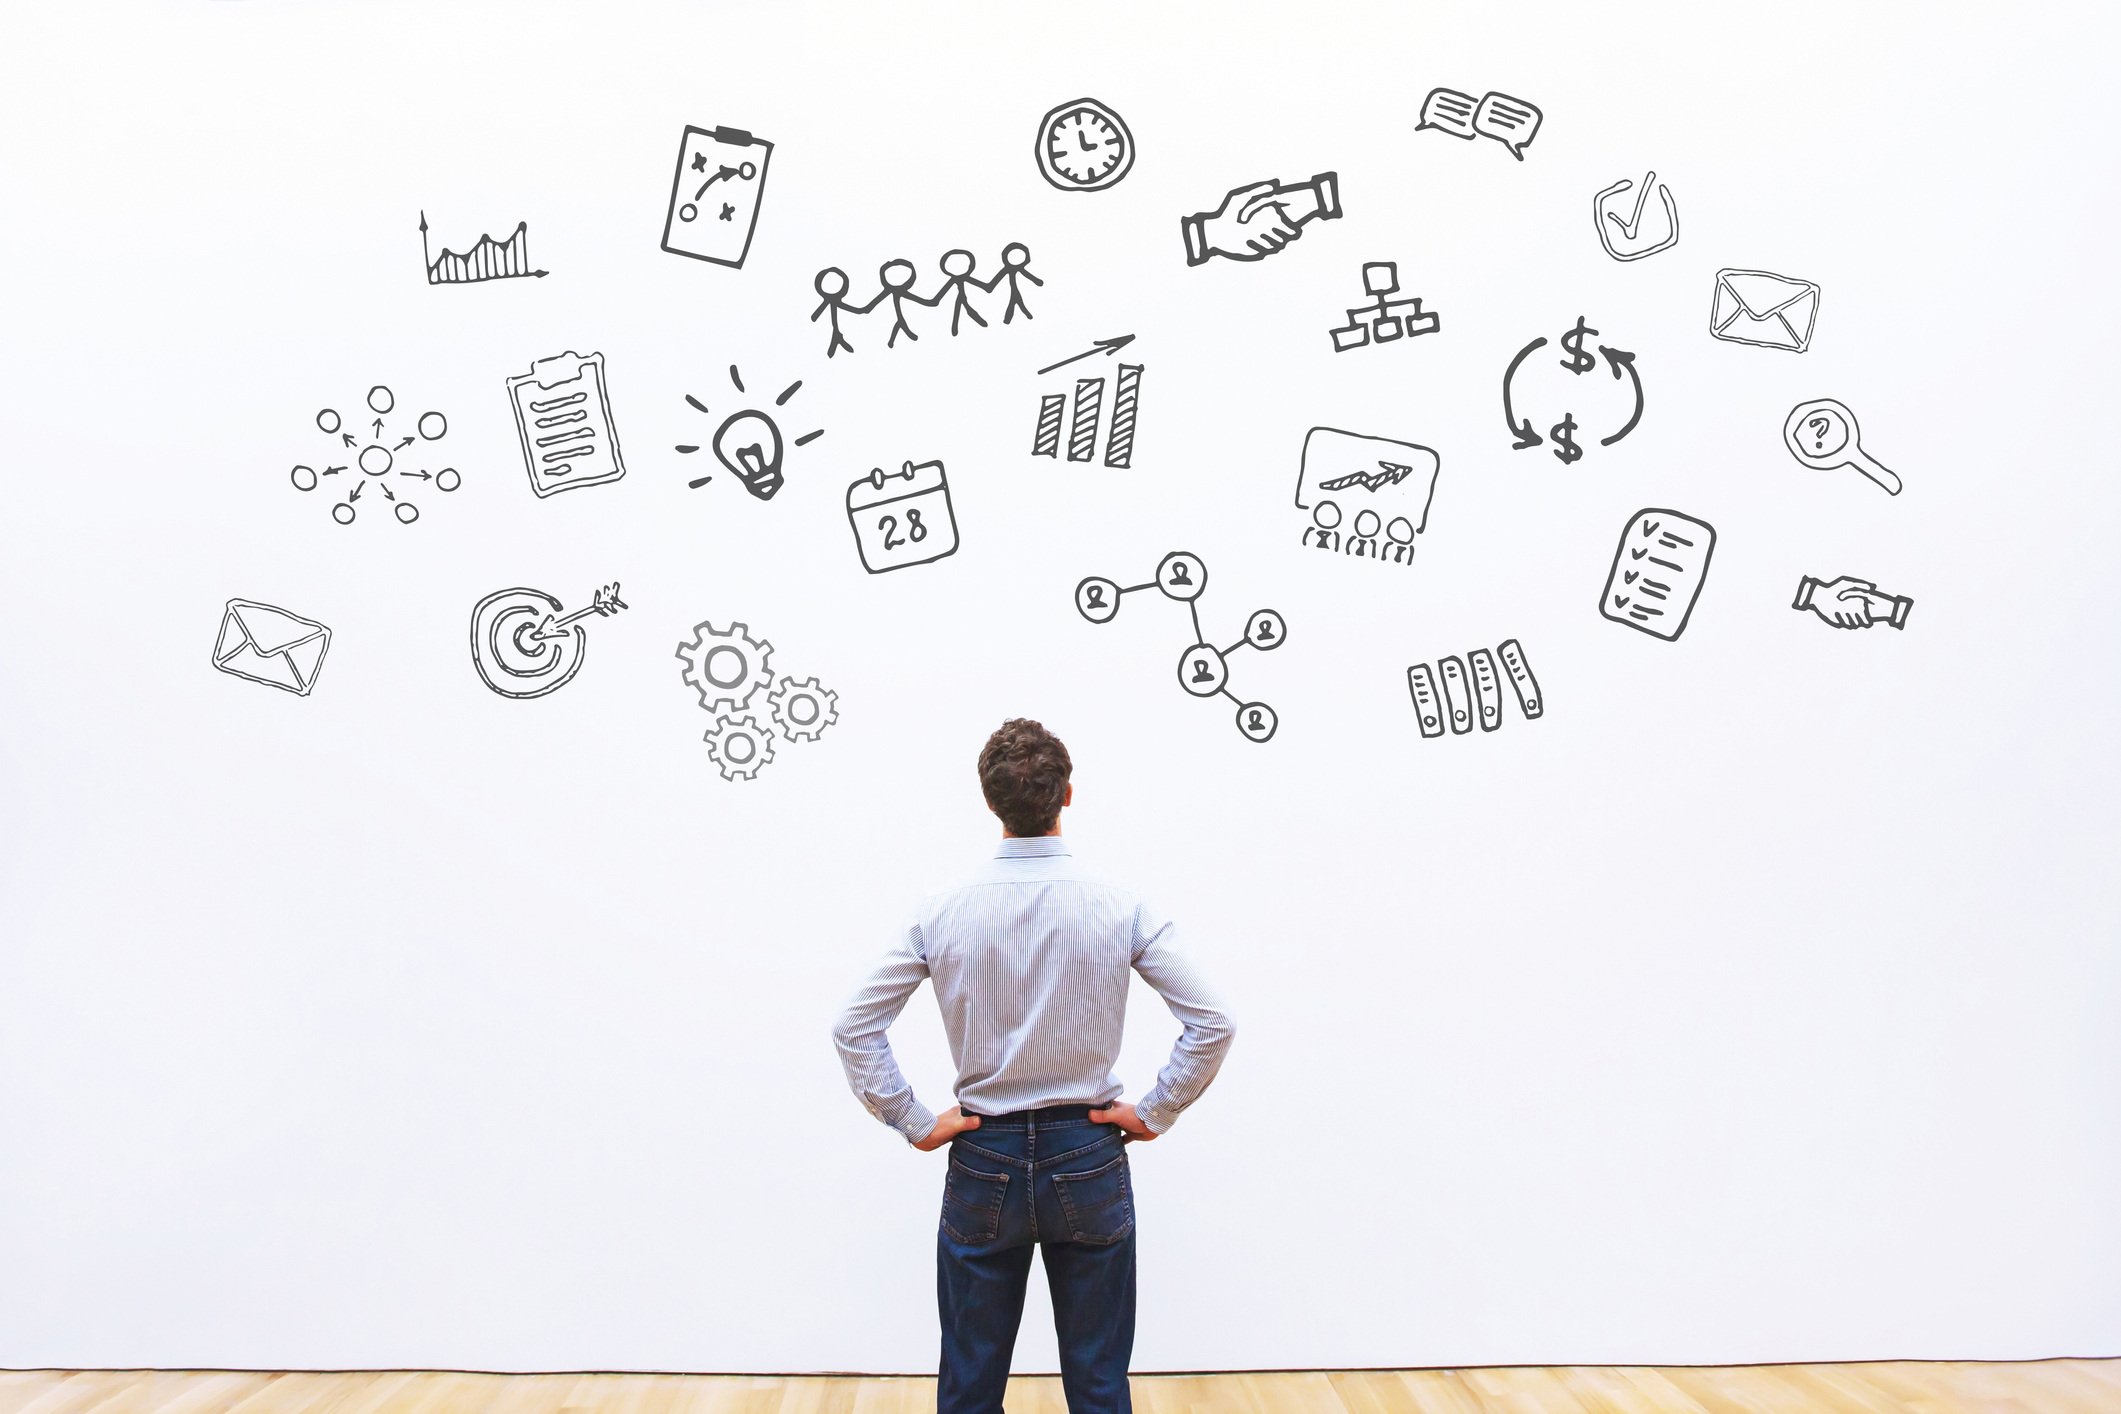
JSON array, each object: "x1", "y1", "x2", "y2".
[{"x1": 1030, "y1": 335, "x2": 1143, "y2": 468}]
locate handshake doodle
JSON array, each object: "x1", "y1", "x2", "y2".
[
  {"x1": 1181, "y1": 173, "x2": 1342, "y2": 265},
  {"x1": 1793, "y1": 575, "x2": 1912, "y2": 630}
]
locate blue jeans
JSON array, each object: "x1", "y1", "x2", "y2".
[{"x1": 937, "y1": 1105, "x2": 1136, "y2": 1414}]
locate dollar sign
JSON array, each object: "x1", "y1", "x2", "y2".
[
  {"x1": 1550, "y1": 413, "x2": 1582, "y2": 465},
  {"x1": 1558, "y1": 316, "x2": 1598, "y2": 375}
]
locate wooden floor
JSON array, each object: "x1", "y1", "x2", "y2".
[{"x1": 4, "y1": 1364, "x2": 2119, "y2": 1413}]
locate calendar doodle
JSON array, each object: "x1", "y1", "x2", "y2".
[
  {"x1": 846, "y1": 459, "x2": 959, "y2": 573},
  {"x1": 1074, "y1": 551, "x2": 1287, "y2": 743}
]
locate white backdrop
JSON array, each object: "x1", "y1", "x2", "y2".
[{"x1": 3, "y1": 0, "x2": 2118, "y2": 1374}]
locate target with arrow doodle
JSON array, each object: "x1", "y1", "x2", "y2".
[
  {"x1": 1500, "y1": 317, "x2": 1645, "y2": 465},
  {"x1": 470, "y1": 583, "x2": 628, "y2": 699}
]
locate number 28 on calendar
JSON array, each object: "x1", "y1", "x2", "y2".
[{"x1": 846, "y1": 459, "x2": 960, "y2": 574}]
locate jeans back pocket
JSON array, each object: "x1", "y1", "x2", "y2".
[
  {"x1": 941, "y1": 1158, "x2": 1008, "y2": 1245},
  {"x1": 1051, "y1": 1151, "x2": 1134, "y2": 1246}
]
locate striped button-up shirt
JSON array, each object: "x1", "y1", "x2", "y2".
[{"x1": 832, "y1": 837, "x2": 1235, "y2": 1143}]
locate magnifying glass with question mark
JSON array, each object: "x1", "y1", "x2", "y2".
[{"x1": 1783, "y1": 398, "x2": 1902, "y2": 495}]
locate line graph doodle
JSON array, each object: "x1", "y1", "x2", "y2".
[{"x1": 419, "y1": 212, "x2": 547, "y2": 283}]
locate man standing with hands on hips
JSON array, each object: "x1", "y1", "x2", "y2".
[{"x1": 832, "y1": 719, "x2": 1236, "y2": 1414}]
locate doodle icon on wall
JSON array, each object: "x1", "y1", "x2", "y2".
[
  {"x1": 1407, "y1": 639, "x2": 1542, "y2": 739},
  {"x1": 812, "y1": 243, "x2": 1040, "y2": 357},
  {"x1": 1794, "y1": 575, "x2": 1913, "y2": 630},
  {"x1": 505, "y1": 351, "x2": 625, "y2": 497},
  {"x1": 1035, "y1": 98, "x2": 1134, "y2": 193},
  {"x1": 1031, "y1": 335, "x2": 1143, "y2": 467},
  {"x1": 1710, "y1": 268, "x2": 1819, "y2": 352},
  {"x1": 675, "y1": 620, "x2": 839, "y2": 781},
  {"x1": 1328, "y1": 263, "x2": 1440, "y2": 352},
  {"x1": 469, "y1": 582, "x2": 628, "y2": 699},
  {"x1": 1599, "y1": 508, "x2": 1717, "y2": 642},
  {"x1": 847, "y1": 460, "x2": 959, "y2": 574},
  {"x1": 288, "y1": 385, "x2": 457, "y2": 526},
  {"x1": 1180, "y1": 173, "x2": 1341, "y2": 265},
  {"x1": 1415, "y1": 88, "x2": 1542, "y2": 160},
  {"x1": 213, "y1": 599, "x2": 330, "y2": 696},
  {"x1": 661, "y1": 124, "x2": 772, "y2": 269},
  {"x1": 1783, "y1": 398, "x2": 1902, "y2": 496},
  {"x1": 1074, "y1": 551, "x2": 1287, "y2": 743},
  {"x1": 1501, "y1": 317, "x2": 1644, "y2": 464},
  {"x1": 1294, "y1": 427, "x2": 1440, "y2": 567},
  {"x1": 1593, "y1": 171, "x2": 1678, "y2": 261},
  {"x1": 419, "y1": 212, "x2": 546, "y2": 283},
  {"x1": 675, "y1": 365, "x2": 823, "y2": 500}
]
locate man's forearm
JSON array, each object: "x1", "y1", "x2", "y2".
[{"x1": 831, "y1": 927, "x2": 937, "y2": 1144}]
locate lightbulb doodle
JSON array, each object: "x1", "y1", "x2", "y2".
[
  {"x1": 469, "y1": 582, "x2": 628, "y2": 699},
  {"x1": 1501, "y1": 317, "x2": 1643, "y2": 464},
  {"x1": 676, "y1": 365, "x2": 823, "y2": 500},
  {"x1": 288, "y1": 384, "x2": 457, "y2": 526},
  {"x1": 675, "y1": 619, "x2": 840, "y2": 781},
  {"x1": 1075, "y1": 552, "x2": 1287, "y2": 743}
]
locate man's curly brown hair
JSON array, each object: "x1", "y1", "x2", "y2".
[{"x1": 978, "y1": 719, "x2": 1072, "y2": 837}]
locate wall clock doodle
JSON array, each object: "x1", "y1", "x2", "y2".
[{"x1": 1034, "y1": 98, "x2": 1134, "y2": 193}]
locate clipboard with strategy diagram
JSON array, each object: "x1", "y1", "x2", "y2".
[
  {"x1": 661, "y1": 124, "x2": 772, "y2": 269},
  {"x1": 505, "y1": 351, "x2": 626, "y2": 497}
]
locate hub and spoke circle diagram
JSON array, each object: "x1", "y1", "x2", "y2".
[{"x1": 288, "y1": 383, "x2": 459, "y2": 526}]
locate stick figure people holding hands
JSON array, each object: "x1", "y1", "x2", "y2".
[{"x1": 810, "y1": 242, "x2": 1039, "y2": 356}]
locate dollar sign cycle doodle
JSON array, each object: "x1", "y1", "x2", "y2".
[
  {"x1": 1502, "y1": 315, "x2": 1645, "y2": 465},
  {"x1": 469, "y1": 582, "x2": 628, "y2": 698}
]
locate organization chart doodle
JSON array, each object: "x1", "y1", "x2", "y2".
[
  {"x1": 1075, "y1": 553, "x2": 1287, "y2": 743},
  {"x1": 288, "y1": 385, "x2": 457, "y2": 526},
  {"x1": 676, "y1": 365, "x2": 823, "y2": 500},
  {"x1": 1327, "y1": 263, "x2": 1439, "y2": 353}
]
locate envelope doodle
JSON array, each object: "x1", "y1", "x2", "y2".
[
  {"x1": 213, "y1": 599, "x2": 331, "y2": 695},
  {"x1": 1710, "y1": 269, "x2": 1819, "y2": 352}
]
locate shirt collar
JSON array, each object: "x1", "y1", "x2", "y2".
[{"x1": 994, "y1": 836, "x2": 1071, "y2": 859}]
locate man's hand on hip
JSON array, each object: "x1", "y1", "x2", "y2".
[
  {"x1": 914, "y1": 1106, "x2": 982, "y2": 1152},
  {"x1": 1089, "y1": 1101, "x2": 1158, "y2": 1141}
]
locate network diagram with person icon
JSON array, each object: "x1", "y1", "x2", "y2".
[{"x1": 1074, "y1": 551, "x2": 1287, "y2": 742}]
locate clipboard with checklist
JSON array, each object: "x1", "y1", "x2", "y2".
[{"x1": 505, "y1": 351, "x2": 626, "y2": 498}]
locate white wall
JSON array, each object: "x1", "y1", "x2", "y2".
[{"x1": 2, "y1": 0, "x2": 2117, "y2": 1374}]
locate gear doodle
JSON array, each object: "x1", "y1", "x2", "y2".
[
  {"x1": 770, "y1": 676, "x2": 839, "y2": 742},
  {"x1": 1074, "y1": 550, "x2": 1287, "y2": 743},
  {"x1": 702, "y1": 713, "x2": 775, "y2": 782},
  {"x1": 675, "y1": 619, "x2": 773, "y2": 714}
]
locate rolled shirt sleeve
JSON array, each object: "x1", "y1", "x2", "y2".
[
  {"x1": 1129, "y1": 903, "x2": 1235, "y2": 1134},
  {"x1": 831, "y1": 924, "x2": 939, "y2": 1145}
]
